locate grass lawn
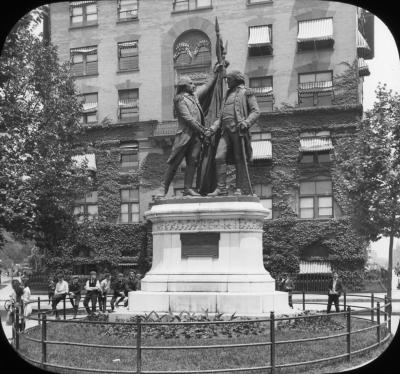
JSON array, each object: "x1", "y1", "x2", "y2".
[{"x1": 17, "y1": 314, "x2": 391, "y2": 374}]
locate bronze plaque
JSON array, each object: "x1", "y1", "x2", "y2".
[{"x1": 181, "y1": 233, "x2": 220, "y2": 258}]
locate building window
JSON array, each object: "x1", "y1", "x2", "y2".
[
  {"x1": 173, "y1": 30, "x2": 212, "y2": 85},
  {"x1": 299, "y1": 180, "x2": 333, "y2": 219},
  {"x1": 172, "y1": 0, "x2": 212, "y2": 12},
  {"x1": 70, "y1": 46, "x2": 98, "y2": 76},
  {"x1": 74, "y1": 191, "x2": 98, "y2": 223},
  {"x1": 248, "y1": 25, "x2": 273, "y2": 56},
  {"x1": 120, "y1": 142, "x2": 139, "y2": 170},
  {"x1": 79, "y1": 93, "x2": 98, "y2": 124},
  {"x1": 254, "y1": 183, "x2": 272, "y2": 219},
  {"x1": 249, "y1": 76, "x2": 273, "y2": 112},
  {"x1": 298, "y1": 71, "x2": 333, "y2": 107},
  {"x1": 70, "y1": 1, "x2": 98, "y2": 26},
  {"x1": 118, "y1": 41, "x2": 139, "y2": 71},
  {"x1": 120, "y1": 189, "x2": 139, "y2": 223},
  {"x1": 118, "y1": 89, "x2": 139, "y2": 120},
  {"x1": 299, "y1": 131, "x2": 333, "y2": 163},
  {"x1": 117, "y1": 0, "x2": 138, "y2": 20},
  {"x1": 297, "y1": 18, "x2": 334, "y2": 51}
]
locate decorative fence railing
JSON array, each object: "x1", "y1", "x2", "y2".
[{"x1": 4, "y1": 292, "x2": 392, "y2": 374}]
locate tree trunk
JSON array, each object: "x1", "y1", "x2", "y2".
[{"x1": 388, "y1": 233, "x2": 394, "y2": 302}]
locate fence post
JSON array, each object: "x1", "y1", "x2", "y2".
[
  {"x1": 270, "y1": 311, "x2": 276, "y2": 374},
  {"x1": 377, "y1": 302, "x2": 381, "y2": 345},
  {"x1": 371, "y1": 293, "x2": 374, "y2": 322},
  {"x1": 388, "y1": 296, "x2": 392, "y2": 333},
  {"x1": 343, "y1": 291, "x2": 347, "y2": 312},
  {"x1": 346, "y1": 307, "x2": 351, "y2": 362},
  {"x1": 41, "y1": 313, "x2": 47, "y2": 369},
  {"x1": 384, "y1": 296, "x2": 388, "y2": 324},
  {"x1": 63, "y1": 297, "x2": 66, "y2": 320},
  {"x1": 38, "y1": 297, "x2": 41, "y2": 325},
  {"x1": 302, "y1": 290, "x2": 305, "y2": 311},
  {"x1": 15, "y1": 306, "x2": 20, "y2": 350},
  {"x1": 136, "y1": 318, "x2": 142, "y2": 374}
]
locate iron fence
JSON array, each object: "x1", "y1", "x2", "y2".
[{"x1": 7, "y1": 292, "x2": 392, "y2": 374}]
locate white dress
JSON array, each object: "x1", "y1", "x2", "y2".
[{"x1": 22, "y1": 287, "x2": 33, "y2": 317}]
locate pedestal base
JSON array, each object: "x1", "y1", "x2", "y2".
[{"x1": 128, "y1": 290, "x2": 291, "y2": 314}]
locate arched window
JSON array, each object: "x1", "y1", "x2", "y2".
[{"x1": 173, "y1": 30, "x2": 212, "y2": 85}]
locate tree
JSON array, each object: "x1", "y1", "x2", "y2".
[
  {"x1": 334, "y1": 83, "x2": 400, "y2": 301},
  {"x1": 0, "y1": 7, "x2": 90, "y2": 259}
]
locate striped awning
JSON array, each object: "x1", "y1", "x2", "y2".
[
  {"x1": 82, "y1": 102, "x2": 97, "y2": 112},
  {"x1": 153, "y1": 122, "x2": 178, "y2": 137},
  {"x1": 251, "y1": 140, "x2": 272, "y2": 160},
  {"x1": 298, "y1": 80, "x2": 333, "y2": 93},
  {"x1": 71, "y1": 46, "x2": 97, "y2": 54},
  {"x1": 299, "y1": 261, "x2": 332, "y2": 274},
  {"x1": 118, "y1": 41, "x2": 138, "y2": 49},
  {"x1": 358, "y1": 58, "x2": 370, "y2": 77},
  {"x1": 357, "y1": 30, "x2": 370, "y2": 52},
  {"x1": 298, "y1": 18, "x2": 333, "y2": 42},
  {"x1": 299, "y1": 137, "x2": 333, "y2": 152},
  {"x1": 72, "y1": 153, "x2": 96, "y2": 171},
  {"x1": 248, "y1": 25, "x2": 272, "y2": 47},
  {"x1": 70, "y1": 1, "x2": 96, "y2": 7},
  {"x1": 118, "y1": 99, "x2": 138, "y2": 108},
  {"x1": 252, "y1": 86, "x2": 273, "y2": 96}
]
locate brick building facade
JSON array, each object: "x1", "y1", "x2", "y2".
[{"x1": 47, "y1": 0, "x2": 374, "y2": 288}]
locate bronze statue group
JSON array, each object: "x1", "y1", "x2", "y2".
[{"x1": 158, "y1": 64, "x2": 260, "y2": 198}]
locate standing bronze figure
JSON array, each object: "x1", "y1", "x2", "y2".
[
  {"x1": 158, "y1": 65, "x2": 222, "y2": 197},
  {"x1": 207, "y1": 70, "x2": 260, "y2": 196}
]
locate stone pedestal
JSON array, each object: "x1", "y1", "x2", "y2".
[{"x1": 126, "y1": 196, "x2": 291, "y2": 316}]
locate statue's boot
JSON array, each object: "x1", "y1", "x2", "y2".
[
  {"x1": 207, "y1": 163, "x2": 228, "y2": 196},
  {"x1": 155, "y1": 182, "x2": 168, "y2": 198},
  {"x1": 155, "y1": 166, "x2": 175, "y2": 198},
  {"x1": 183, "y1": 164, "x2": 200, "y2": 196}
]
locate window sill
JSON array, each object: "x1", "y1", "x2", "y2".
[
  {"x1": 116, "y1": 18, "x2": 139, "y2": 24},
  {"x1": 69, "y1": 23, "x2": 99, "y2": 31},
  {"x1": 247, "y1": 1, "x2": 273, "y2": 7},
  {"x1": 73, "y1": 73, "x2": 99, "y2": 79},
  {"x1": 171, "y1": 6, "x2": 213, "y2": 14},
  {"x1": 117, "y1": 69, "x2": 140, "y2": 74}
]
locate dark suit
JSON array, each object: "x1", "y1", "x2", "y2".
[
  {"x1": 212, "y1": 85, "x2": 260, "y2": 191},
  {"x1": 163, "y1": 79, "x2": 215, "y2": 193},
  {"x1": 327, "y1": 278, "x2": 344, "y2": 313}
]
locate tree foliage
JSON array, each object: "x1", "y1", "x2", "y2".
[
  {"x1": 0, "y1": 7, "x2": 90, "y2": 252},
  {"x1": 334, "y1": 84, "x2": 400, "y2": 242}
]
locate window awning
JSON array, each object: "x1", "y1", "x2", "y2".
[
  {"x1": 252, "y1": 87, "x2": 273, "y2": 96},
  {"x1": 357, "y1": 30, "x2": 370, "y2": 52},
  {"x1": 118, "y1": 99, "x2": 138, "y2": 108},
  {"x1": 118, "y1": 41, "x2": 138, "y2": 49},
  {"x1": 298, "y1": 18, "x2": 333, "y2": 42},
  {"x1": 358, "y1": 58, "x2": 370, "y2": 77},
  {"x1": 82, "y1": 102, "x2": 97, "y2": 112},
  {"x1": 248, "y1": 25, "x2": 271, "y2": 47},
  {"x1": 72, "y1": 153, "x2": 96, "y2": 171},
  {"x1": 153, "y1": 122, "x2": 178, "y2": 137},
  {"x1": 300, "y1": 137, "x2": 333, "y2": 152},
  {"x1": 71, "y1": 47, "x2": 97, "y2": 54},
  {"x1": 298, "y1": 80, "x2": 333, "y2": 93},
  {"x1": 251, "y1": 140, "x2": 272, "y2": 160},
  {"x1": 299, "y1": 261, "x2": 332, "y2": 274},
  {"x1": 71, "y1": 1, "x2": 97, "y2": 7}
]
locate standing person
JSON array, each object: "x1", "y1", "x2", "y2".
[
  {"x1": 327, "y1": 271, "x2": 344, "y2": 313},
  {"x1": 21, "y1": 280, "x2": 32, "y2": 330},
  {"x1": 157, "y1": 63, "x2": 223, "y2": 198},
  {"x1": 208, "y1": 70, "x2": 260, "y2": 196},
  {"x1": 52, "y1": 273, "x2": 69, "y2": 319},
  {"x1": 83, "y1": 271, "x2": 101, "y2": 315},
  {"x1": 282, "y1": 274, "x2": 294, "y2": 308},
  {"x1": 99, "y1": 273, "x2": 111, "y2": 313},
  {"x1": 110, "y1": 273, "x2": 126, "y2": 311},
  {"x1": 48, "y1": 276, "x2": 56, "y2": 305},
  {"x1": 123, "y1": 270, "x2": 140, "y2": 307},
  {"x1": 68, "y1": 276, "x2": 82, "y2": 318}
]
